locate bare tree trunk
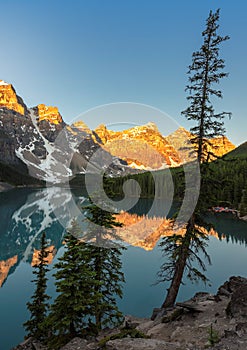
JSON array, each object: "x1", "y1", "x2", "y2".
[
  {"x1": 161, "y1": 253, "x2": 188, "y2": 308},
  {"x1": 161, "y1": 217, "x2": 194, "y2": 308}
]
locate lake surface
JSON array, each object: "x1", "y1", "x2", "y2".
[{"x1": 0, "y1": 188, "x2": 247, "y2": 350}]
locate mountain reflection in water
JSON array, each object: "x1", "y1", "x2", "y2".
[
  {"x1": 0, "y1": 188, "x2": 247, "y2": 350},
  {"x1": 0, "y1": 187, "x2": 247, "y2": 288}
]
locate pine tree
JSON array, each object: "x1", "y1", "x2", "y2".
[
  {"x1": 83, "y1": 197, "x2": 125, "y2": 333},
  {"x1": 158, "y1": 9, "x2": 230, "y2": 309},
  {"x1": 46, "y1": 220, "x2": 97, "y2": 349},
  {"x1": 24, "y1": 232, "x2": 50, "y2": 341},
  {"x1": 182, "y1": 8, "x2": 231, "y2": 163}
]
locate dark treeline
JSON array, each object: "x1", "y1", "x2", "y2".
[
  {"x1": 0, "y1": 160, "x2": 44, "y2": 186},
  {"x1": 209, "y1": 157, "x2": 247, "y2": 211},
  {"x1": 105, "y1": 155, "x2": 247, "y2": 215},
  {"x1": 104, "y1": 167, "x2": 186, "y2": 201}
]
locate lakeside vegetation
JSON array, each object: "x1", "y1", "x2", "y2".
[
  {"x1": 101, "y1": 146, "x2": 247, "y2": 216},
  {"x1": 24, "y1": 202, "x2": 126, "y2": 349}
]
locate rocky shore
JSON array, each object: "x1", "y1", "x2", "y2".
[{"x1": 14, "y1": 276, "x2": 247, "y2": 350}]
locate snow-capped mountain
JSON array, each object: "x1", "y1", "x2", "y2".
[
  {"x1": 0, "y1": 80, "x2": 128, "y2": 184},
  {"x1": 0, "y1": 80, "x2": 235, "y2": 184}
]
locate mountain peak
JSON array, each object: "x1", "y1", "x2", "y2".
[
  {"x1": 35, "y1": 103, "x2": 63, "y2": 124},
  {"x1": 0, "y1": 80, "x2": 27, "y2": 115},
  {"x1": 0, "y1": 80, "x2": 9, "y2": 86},
  {"x1": 72, "y1": 120, "x2": 91, "y2": 133},
  {"x1": 143, "y1": 121, "x2": 159, "y2": 131}
]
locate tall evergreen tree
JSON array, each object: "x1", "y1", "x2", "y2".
[
  {"x1": 46, "y1": 220, "x2": 97, "y2": 349},
  {"x1": 83, "y1": 197, "x2": 125, "y2": 333},
  {"x1": 24, "y1": 232, "x2": 50, "y2": 341},
  {"x1": 158, "y1": 9, "x2": 230, "y2": 309},
  {"x1": 182, "y1": 8, "x2": 231, "y2": 163}
]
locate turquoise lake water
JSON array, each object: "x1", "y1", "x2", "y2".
[{"x1": 0, "y1": 188, "x2": 247, "y2": 350}]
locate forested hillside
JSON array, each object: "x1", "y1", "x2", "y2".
[
  {"x1": 211, "y1": 142, "x2": 247, "y2": 214},
  {"x1": 0, "y1": 161, "x2": 44, "y2": 186},
  {"x1": 104, "y1": 142, "x2": 247, "y2": 215}
]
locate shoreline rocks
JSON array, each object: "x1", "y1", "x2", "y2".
[{"x1": 13, "y1": 276, "x2": 247, "y2": 350}]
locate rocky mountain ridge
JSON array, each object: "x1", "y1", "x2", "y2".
[
  {"x1": 95, "y1": 123, "x2": 235, "y2": 169},
  {"x1": 166, "y1": 127, "x2": 235, "y2": 162},
  {"x1": 0, "y1": 80, "x2": 128, "y2": 183},
  {"x1": 0, "y1": 80, "x2": 27, "y2": 115},
  {"x1": 94, "y1": 122, "x2": 183, "y2": 169},
  {"x1": 0, "y1": 80, "x2": 236, "y2": 184}
]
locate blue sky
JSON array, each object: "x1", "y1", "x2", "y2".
[{"x1": 0, "y1": 0, "x2": 246, "y2": 145}]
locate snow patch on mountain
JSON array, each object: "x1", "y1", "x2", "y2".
[{"x1": 15, "y1": 109, "x2": 74, "y2": 183}]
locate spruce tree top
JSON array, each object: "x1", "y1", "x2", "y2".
[{"x1": 182, "y1": 9, "x2": 231, "y2": 162}]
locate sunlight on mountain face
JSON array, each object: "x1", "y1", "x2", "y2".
[
  {"x1": 0, "y1": 81, "x2": 235, "y2": 185},
  {"x1": 0, "y1": 80, "x2": 26, "y2": 115},
  {"x1": 37, "y1": 104, "x2": 63, "y2": 125},
  {"x1": 94, "y1": 123, "x2": 183, "y2": 169},
  {"x1": 95, "y1": 123, "x2": 235, "y2": 169}
]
